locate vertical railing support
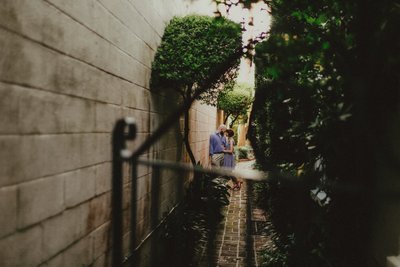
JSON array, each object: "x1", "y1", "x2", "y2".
[
  {"x1": 112, "y1": 118, "x2": 137, "y2": 267},
  {"x1": 129, "y1": 159, "x2": 138, "y2": 267},
  {"x1": 149, "y1": 166, "x2": 161, "y2": 267}
]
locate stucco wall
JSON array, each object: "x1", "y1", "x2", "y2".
[{"x1": 0, "y1": 0, "x2": 217, "y2": 266}]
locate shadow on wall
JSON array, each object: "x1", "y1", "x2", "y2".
[{"x1": 125, "y1": 87, "x2": 186, "y2": 266}]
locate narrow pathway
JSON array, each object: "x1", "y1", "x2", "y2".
[
  {"x1": 216, "y1": 180, "x2": 248, "y2": 266},
  {"x1": 214, "y1": 160, "x2": 270, "y2": 267}
]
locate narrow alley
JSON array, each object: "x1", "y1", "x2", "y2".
[{"x1": 213, "y1": 161, "x2": 270, "y2": 267}]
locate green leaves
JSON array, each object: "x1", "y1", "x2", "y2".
[
  {"x1": 265, "y1": 66, "x2": 280, "y2": 79},
  {"x1": 217, "y1": 83, "x2": 253, "y2": 124},
  {"x1": 249, "y1": 0, "x2": 399, "y2": 266},
  {"x1": 321, "y1": 41, "x2": 330, "y2": 50},
  {"x1": 251, "y1": 0, "x2": 357, "y2": 174},
  {"x1": 151, "y1": 15, "x2": 242, "y2": 106},
  {"x1": 209, "y1": 178, "x2": 231, "y2": 206}
]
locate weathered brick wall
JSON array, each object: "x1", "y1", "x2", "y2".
[
  {"x1": 189, "y1": 101, "x2": 219, "y2": 165},
  {"x1": 0, "y1": 0, "x2": 217, "y2": 266}
]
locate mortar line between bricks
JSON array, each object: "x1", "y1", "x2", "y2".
[
  {"x1": 218, "y1": 192, "x2": 232, "y2": 260},
  {"x1": 41, "y1": 0, "x2": 154, "y2": 69},
  {"x1": 0, "y1": 79, "x2": 186, "y2": 116},
  {"x1": 0, "y1": 25, "x2": 148, "y2": 90},
  {"x1": 254, "y1": 237, "x2": 259, "y2": 267},
  {"x1": 236, "y1": 189, "x2": 242, "y2": 267},
  {"x1": 251, "y1": 195, "x2": 259, "y2": 267}
]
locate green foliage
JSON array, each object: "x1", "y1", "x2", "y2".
[
  {"x1": 237, "y1": 146, "x2": 249, "y2": 159},
  {"x1": 215, "y1": 0, "x2": 264, "y2": 12},
  {"x1": 209, "y1": 177, "x2": 231, "y2": 207},
  {"x1": 260, "y1": 249, "x2": 289, "y2": 267},
  {"x1": 252, "y1": 181, "x2": 269, "y2": 209},
  {"x1": 151, "y1": 15, "x2": 242, "y2": 105},
  {"x1": 162, "y1": 172, "x2": 231, "y2": 266},
  {"x1": 249, "y1": 0, "x2": 399, "y2": 266},
  {"x1": 163, "y1": 205, "x2": 208, "y2": 266},
  {"x1": 253, "y1": 178, "x2": 332, "y2": 267},
  {"x1": 236, "y1": 145, "x2": 254, "y2": 160},
  {"x1": 217, "y1": 83, "x2": 253, "y2": 126},
  {"x1": 260, "y1": 227, "x2": 292, "y2": 267},
  {"x1": 151, "y1": 15, "x2": 242, "y2": 166}
]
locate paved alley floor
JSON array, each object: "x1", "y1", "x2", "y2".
[{"x1": 214, "y1": 160, "x2": 270, "y2": 267}]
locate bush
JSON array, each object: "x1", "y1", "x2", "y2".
[
  {"x1": 217, "y1": 83, "x2": 253, "y2": 127},
  {"x1": 151, "y1": 15, "x2": 242, "y2": 105},
  {"x1": 260, "y1": 230, "x2": 292, "y2": 267},
  {"x1": 248, "y1": 0, "x2": 400, "y2": 265},
  {"x1": 237, "y1": 147, "x2": 249, "y2": 159},
  {"x1": 162, "y1": 171, "x2": 231, "y2": 266},
  {"x1": 236, "y1": 146, "x2": 254, "y2": 160}
]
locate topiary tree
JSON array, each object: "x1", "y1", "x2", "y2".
[
  {"x1": 151, "y1": 15, "x2": 242, "y2": 165},
  {"x1": 217, "y1": 83, "x2": 253, "y2": 128}
]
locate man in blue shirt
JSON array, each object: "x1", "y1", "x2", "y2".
[{"x1": 209, "y1": 124, "x2": 227, "y2": 167}]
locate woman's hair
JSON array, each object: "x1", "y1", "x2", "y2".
[{"x1": 226, "y1": 129, "x2": 234, "y2": 137}]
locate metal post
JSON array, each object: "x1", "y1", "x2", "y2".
[
  {"x1": 150, "y1": 166, "x2": 161, "y2": 267},
  {"x1": 130, "y1": 159, "x2": 138, "y2": 267},
  {"x1": 112, "y1": 118, "x2": 136, "y2": 267}
]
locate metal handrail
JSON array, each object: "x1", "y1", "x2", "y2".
[
  {"x1": 111, "y1": 116, "x2": 312, "y2": 266},
  {"x1": 112, "y1": 116, "x2": 393, "y2": 267},
  {"x1": 112, "y1": 116, "x2": 270, "y2": 267},
  {"x1": 135, "y1": 158, "x2": 267, "y2": 181},
  {"x1": 111, "y1": 48, "x2": 245, "y2": 266}
]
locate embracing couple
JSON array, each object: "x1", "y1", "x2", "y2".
[{"x1": 209, "y1": 124, "x2": 242, "y2": 190}]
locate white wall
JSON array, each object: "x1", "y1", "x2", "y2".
[{"x1": 0, "y1": 0, "x2": 217, "y2": 266}]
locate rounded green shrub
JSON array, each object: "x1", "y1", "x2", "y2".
[
  {"x1": 151, "y1": 15, "x2": 242, "y2": 105},
  {"x1": 217, "y1": 83, "x2": 253, "y2": 127}
]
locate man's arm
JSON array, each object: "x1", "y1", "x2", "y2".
[{"x1": 222, "y1": 136, "x2": 227, "y2": 147}]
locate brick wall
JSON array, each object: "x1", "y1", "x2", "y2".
[{"x1": 0, "y1": 0, "x2": 217, "y2": 266}]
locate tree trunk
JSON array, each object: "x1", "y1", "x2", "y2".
[
  {"x1": 182, "y1": 90, "x2": 197, "y2": 166},
  {"x1": 229, "y1": 115, "x2": 239, "y2": 128},
  {"x1": 223, "y1": 113, "x2": 231, "y2": 125}
]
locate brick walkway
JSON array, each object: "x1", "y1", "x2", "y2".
[
  {"x1": 214, "y1": 161, "x2": 270, "y2": 267},
  {"x1": 216, "y1": 181, "x2": 248, "y2": 267}
]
